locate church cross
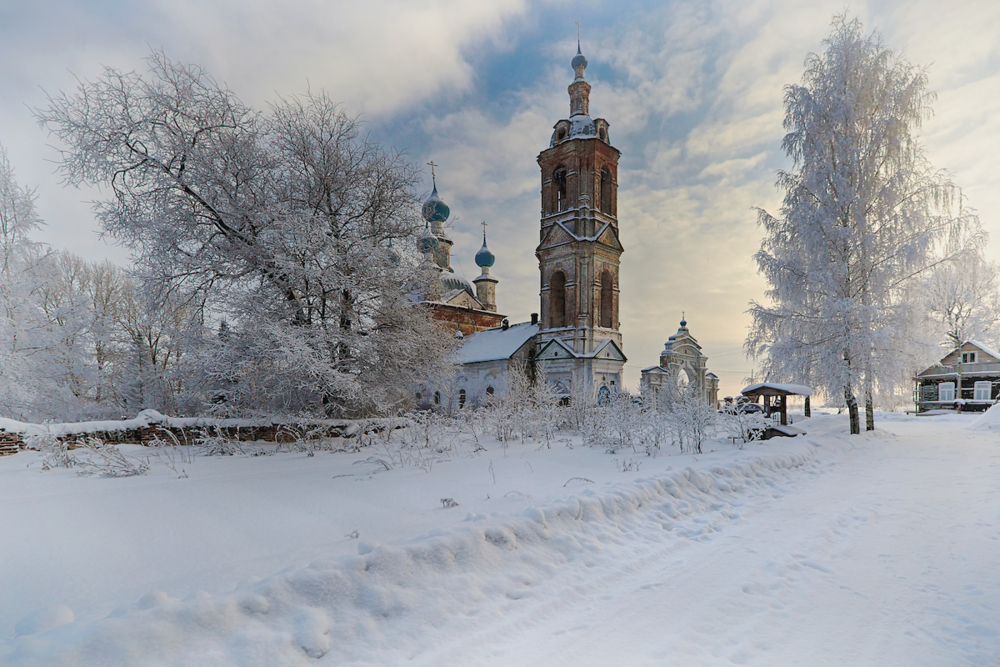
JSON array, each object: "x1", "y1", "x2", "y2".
[
  {"x1": 576, "y1": 21, "x2": 582, "y2": 44},
  {"x1": 481, "y1": 221, "x2": 488, "y2": 237},
  {"x1": 427, "y1": 160, "x2": 438, "y2": 182}
]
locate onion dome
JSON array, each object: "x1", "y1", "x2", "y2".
[
  {"x1": 571, "y1": 43, "x2": 588, "y2": 72},
  {"x1": 475, "y1": 234, "x2": 495, "y2": 268},
  {"x1": 416, "y1": 224, "x2": 439, "y2": 254},
  {"x1": 422, "y1": 183, "x2": 450, "y2": 226}
]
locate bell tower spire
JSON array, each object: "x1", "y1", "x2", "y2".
[{"x1": 569, "y1": 33, "x2": 591, "y2": 117}]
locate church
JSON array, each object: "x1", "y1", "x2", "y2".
[{"x1": 416, "y1": 43, "x2": 717, "y2": 411}]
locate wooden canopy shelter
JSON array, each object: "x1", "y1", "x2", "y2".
[{"x1": 740, "y1": 383, "x2": 813, "y2": 426}]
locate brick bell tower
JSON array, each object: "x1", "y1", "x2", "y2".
[{"x1": 534, "y1": 41, "x2": 626, "y2": 396}]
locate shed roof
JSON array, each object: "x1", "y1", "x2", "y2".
[{"x1": 741, "y1": 382, "x2": 812, "y2": 397}]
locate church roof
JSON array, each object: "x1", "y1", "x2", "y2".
[{"x1": 455, "y1": 322, "x2": 539, "y2": 364}]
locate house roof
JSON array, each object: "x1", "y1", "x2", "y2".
[
  {"x1": 967, "y1": 340, "x2": 1000, "y2": 361},
  {"x1": 915, "y1": 340, "x2": 1000, "y2": 378},
  {"x1": 455, "y1": 322, "x2": 539, "y2": 364}
]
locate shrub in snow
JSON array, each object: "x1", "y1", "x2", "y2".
[
  {"x1": 74, "y1": 437, "x2": 150, "y2": 477},
  {"x1": 30, "y1": 433, "x2": 76, "y2": 470},
  {"x1": 277, "y1": 422, "x2": 341, "y2": 455},
  {"x1": 719, "y1": 401, "x2": 769, "y2": 448},
  {"x1": 582, "y1": 389, "x2": 645, "y2": 454},
  {"x1": 665, "y1": 386, "x2": 717, "y2": 454},
  {"x1": 195, "y1": 428, "x2": 245, "y2": 456},
  {"x1": 149, "y1": 431, "x2": 195, "y2": 477}
]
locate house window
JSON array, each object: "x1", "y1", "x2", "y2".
[
  {"x1": 458, "y1": 389, "x2": 466, "y2": 408},
  {"x1": 550, "y1": 271, "x2": 567, "y2": 328},
  {"x1": 938, "y1": 382, "x2": 955, "y2": 402},
  {"x1": 962, "y1": 352, "x2": 977, "y2": 364},
  {"x1": 974, "y1": 381, "x2": 991, "y2": 401}
]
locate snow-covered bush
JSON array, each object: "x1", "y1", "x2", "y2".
[
  {"x1": 719, "y1": 401, "x2": 768, "y2": 448},
  {"x1": 149, "y1": 431, "x2": 195, "y2": 477},
  {"x1": 196, "y1": 428, "x2": 245, "y2": 456},
  {"x1": 667, "y1": 387, "x2": 718, "y2": 454},
  {"x1": 74, "y1": 437, "x2": 150, "y2": 477},
  {"x1": 31, "y1": 434, "x2": 76, "y2": 470}
]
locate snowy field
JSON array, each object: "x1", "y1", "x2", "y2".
[{"x1": 2, "y1": 411, "x2": 999, "y2": 666}]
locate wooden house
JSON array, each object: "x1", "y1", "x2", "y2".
[{"x1": 913, "y1": 341, "x2": 1000, "y2": 412}]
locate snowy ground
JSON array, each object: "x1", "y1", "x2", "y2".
[{"x1": 2, "y1": 411, "x2": 999, "y2": 666}]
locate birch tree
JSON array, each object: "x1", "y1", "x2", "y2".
[{"x1": 746, "y1": 15, "x2": 982, "y2": 434}]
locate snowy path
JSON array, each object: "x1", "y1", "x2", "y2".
[
  {"x1": 3, "y1": 415, "x2": 999, "y2": 665},
  {"x1": 411, "y1": 421, "x2": 1000, "y2": 667}
]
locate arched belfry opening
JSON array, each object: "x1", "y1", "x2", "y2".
[
  {"x1": 550, "y1": 271, "x2": 567, "y2": 328},
  {"x1": 600, "y1": 168, "x2": 612, "y2": 215},
  {"x1": 553, "y1": 167, "x2": 567, "y2": 213},
  {"x1": 600, "y1": 270, "x2": 614, "y2": 328}
]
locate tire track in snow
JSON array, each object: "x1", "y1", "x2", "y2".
[{"x1": 420, "y1": 425, "x2": 1000, "y2": 667}]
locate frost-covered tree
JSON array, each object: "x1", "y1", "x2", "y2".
[
  {"x1": 37, "y1": 51, "x2": 453, "y2": 417},
  {"x1": 924, "y1": 249, "x2": 1000, "y2": 350},
  {"x1": 0, "y1": 142, "x2": 49, "y2": 419},
  {"x1": 746, "y1": 16, "x2": 982, "y2": 434}
]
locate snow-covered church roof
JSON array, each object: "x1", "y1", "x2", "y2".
[{"x1": 455, "y1": 322, "x2": 539, "y2": 364}]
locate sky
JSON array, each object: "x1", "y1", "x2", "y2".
[{"x1": 1, "y1": 0, "x2": 998, "y2": 398}]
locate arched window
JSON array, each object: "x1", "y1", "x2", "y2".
[
  {"x1": 553, "y1": 167, "x2": 567, "y2": 213},
  {"x1": 550, "y1": 271, "x2": 567, "y2": 328},
  {"x1": 458, "y1": 389, "x2": 466, "y2": 408},
  {"x1": 434, "y1": 391, "x2": 441, "y2": 405},
  {"x1": 600, "y1": 270, "x2": 613, "y2": 328},
  {"x1": 600, "y1": 168, "x2": 612, "y2": 215},
  {"x1": 486, "y1": 386, "x2": 495, "y2": 396}
]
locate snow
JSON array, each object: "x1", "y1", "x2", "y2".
[
  {"x1": 2, "y1": 412, "x2": 999, "y2": 665},
  {"x1": 968, "y1": 402, "x2": 1000, "y2": 430},
  {"x1": 455, "y1": 322, "x2": 538, "y2": 364},
  {"x1": 741, "y1": 382, "x2": 813, "y2": 396}
]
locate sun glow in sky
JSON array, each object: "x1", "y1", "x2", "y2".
[{"x1": 2, "y1": 0, "x2": 998, "y2": 397}]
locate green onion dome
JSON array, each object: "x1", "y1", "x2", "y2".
[
  {"x1": 475, "y1": 235, "x2": 495, "y2": 268},
  {"x1": 422, "y1": 183, "x2": 450, "y2": 225}
]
